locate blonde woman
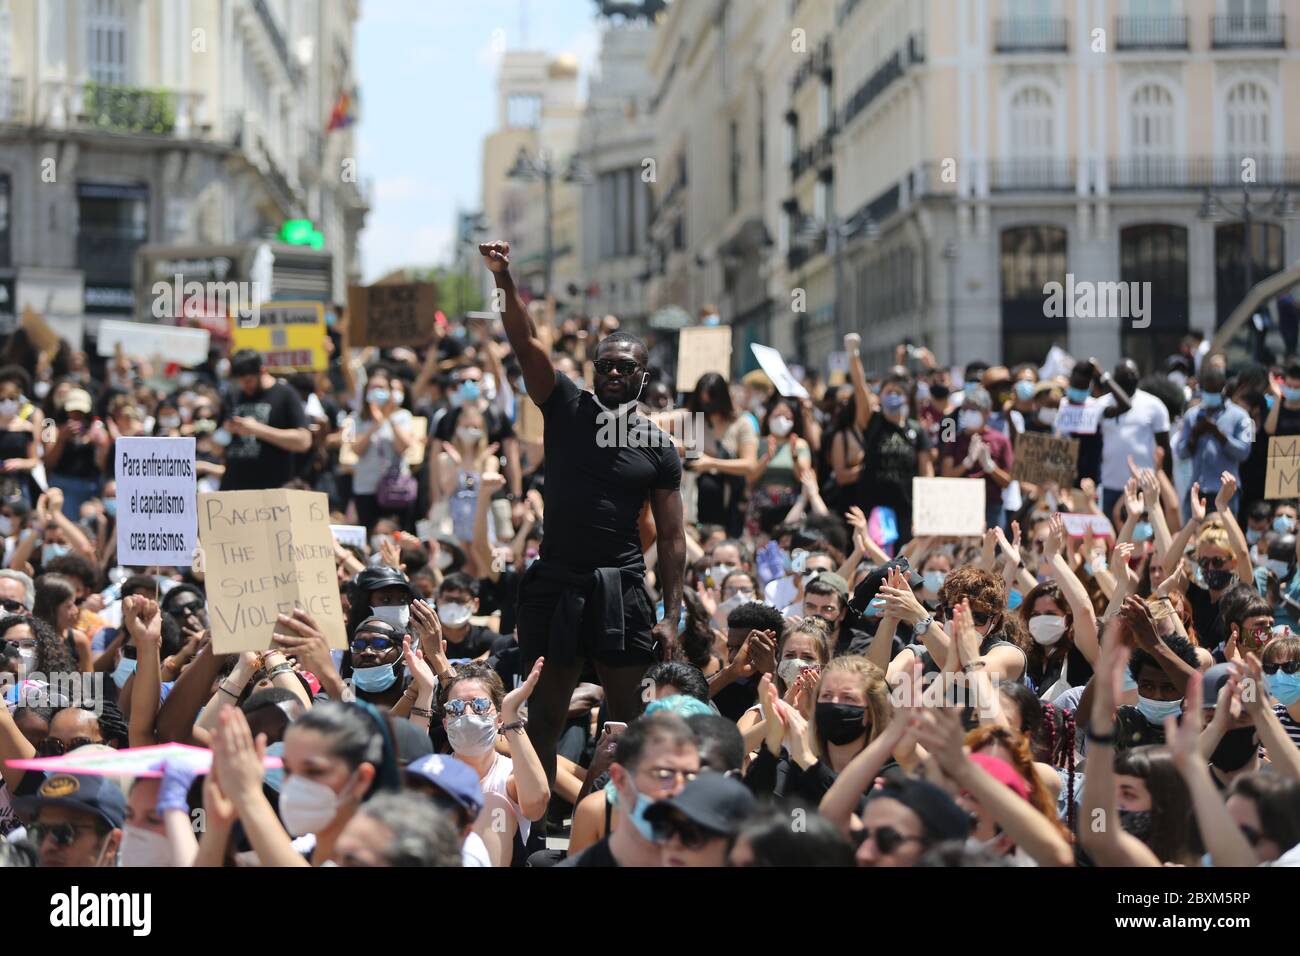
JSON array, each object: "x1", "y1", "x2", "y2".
[
  {"x1": 747, "y1": 654, "x2": 892, "y2": 806},
  {"x1": 435, "y1": 404, "x2": 503, "y2": 555}
]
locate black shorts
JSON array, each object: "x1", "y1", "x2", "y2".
[{"x1": 515, "y1": 571, "x2": 657, "y2": 668}]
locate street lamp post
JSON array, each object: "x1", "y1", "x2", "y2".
[
  {"x1": 1199, "y1": 186, "x2": 1294, "y2": 302},
  {"x1": 507, "y1": 146, "x2": 589, "y2": 299}
]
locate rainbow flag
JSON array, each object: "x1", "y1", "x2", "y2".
[{"x1": 326, "y1": 89, "x2": 355, "y2": 132}]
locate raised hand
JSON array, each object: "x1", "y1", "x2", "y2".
[
  {"x1": 1189, "y1": 482, "x2": 1207, "y2": 523},
  {"x1": 1214, "y1": 472, "x2": 1237, "y2": 515},
  {"x1": 479, "y1": 240, "x2": 512, "y2": 273},
  {"x1": 502, "y1": 657, "x2": 544, "y2": 721},
  {"x1": 401, "y1": 635, "x2": 438, "y2": 698}
]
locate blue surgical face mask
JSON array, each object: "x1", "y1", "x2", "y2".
[
  {"x1": 42, "y1": 543, "x2": 71, "y2": 563},
  {"x1": 882, "y1": 393, "x2": 907, "y2": 415},
  {"x1": 1066, "y1": 387, "x2": 1091, "y2": 404},
  {"x1": 1014, "y1": 380, "x2": 1036, "y2": 402},
  {"x1": 1275, "y1": 515, "x2": 1296, "y2": 535},
  {"x1": 1246, "y1": 528, "x2": 1263, "y2": 545},
  {"x1": 104, "y1": 498, "x2": 117, "y2": 518},
  {"x1": 1135, "y1": 694, "x2": 1182, "y2": 725},
  {"x1": 922, "y1": 570, "x2": 946, "y2": 593},
  {"x1": 1267, "y1": 671, "x2": 1300, "y2": 707},
  {"x1": 1285, "y1": 387, "x2": 1300, "y2": 403},
  {"x1": 111, "y1": 654, "x2": 137, "y2": 689},
  {"x1": 865, "y1": 597, "x2": 885, "y2": 618},
  {"x1": 458, "y1": 380, "x2": 481, "y2": 404},
  {"x1": 1265, "y1": 558, "x2": 1292, "y2": 580},
  {"x1": 351, "y1": 661, "x2": 399, "y2": 693},
  {"x1": 1134, "y1": 522, "x2": 1154, "y2": 543},
  {"x1": 1201, "y1": 392, "x2": 1223, "y2": 409},
  {"x1": 264, "y1": 741, "x2": 287, "y2": 793},
  {"x1": 366, "y1": 388, "x2": 390, "y2": 406},
  {"x1": 623, "y1": 780, "x2": 657, "y2": 842},
  {"x1": 1007, "y1": 589, "x2": 1024, "y2": 611}
]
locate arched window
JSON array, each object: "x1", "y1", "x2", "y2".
[
  {"x1": 1125, "y1": 83, "x2": 1178, "y2": 186},
  {"x1": 1225, "y1": 80, "x2": 1271, "y2": 166},
  {"x1": 1005, "y1": 85, "x2": 1061, "y2": 188},
  {"x1": 1000, "y1": 225, "x2": 1067, "y2": 365},
  {"x1": 87, "y1": 0, "x2": 129, "y2": 86}
]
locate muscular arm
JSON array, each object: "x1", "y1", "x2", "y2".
[
  {"x1": 650, "y1": 487, "x2": 686, "y2": 657},
  {"x1": 481, "y1": 242, "x2": 556, "y2": 406}
]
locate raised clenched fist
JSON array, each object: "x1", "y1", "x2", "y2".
[{"x1": 479, "y1": 240, "x2": 511, "y2": 273}]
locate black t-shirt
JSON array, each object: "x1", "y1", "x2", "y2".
[
  {"x1": 555, "y1": 836, "x2": 618, "y2": 867},
  {"x1": 443, "y1": 623, "x2": 499, "y2": 663},
  {"x1": 858, "y1": 415, "x2": 931, "y2": 514},
  {"x1": 1059, "y1": 402, "x2": 1102, "y2": 484},
  {"x1": 220, "y1": 381, "x2": 308, "y2": 490},
  {"x1": 537, "y1": 373, "x2": 681, "y2": 572},
  {"x1": 489, "y1": 638, "x2": 523, "y2": 691},
  {"x1": 1274, "y1": 402, "x2": 1300, "y2": 436},
  {"x1": 479, "y1": 568, "x2": 520, "y2": 635},
  {"x1": 1113, "y1": 704, "x2": 1166, "y2": 752},
  {"x1": 713, "y1": 676, "x2": 759, "y2": 722}
]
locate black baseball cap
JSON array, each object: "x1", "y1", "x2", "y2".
[
  {"x1": 14, "y1": 773, "x2": 126, "y2": 830},
  {"x1": 849, "y1": 555, "x2": 922, "y2": 615},
  {"x1": 872, "y1": 777, "x2": 971, "y2": 843},
  {"x1": 351, "y1": 565, "x2": 416, "y2": 599},
  {"x1": 644, "y1": 771, "x2": 757, "y2": 837}
]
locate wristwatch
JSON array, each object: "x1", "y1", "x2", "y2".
[{"x1": 912, "y1": 615, "x2": 934, "y2": 636}]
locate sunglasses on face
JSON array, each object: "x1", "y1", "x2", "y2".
[
  {"x1": 443, "y1": 697, "x2": 493, "y2": 718},
  {"x1": 36, "y1": 736, "x2": 97, "y2": 757},
  {"x1": 593, "y1": 359, "x2": 640, "y2": 376},
  {"x1": 0, "y1": 599, "x2": 24, "y2": 613},
  {"x1": 852, "y1": 825, "x2": 925, "y2": 855},
  {"x1": 1263, "y1": 661, "x2": 1300, "y2": 675},
  {"x1": 642, "y1": 767, "x2": 698, "y2": 786},
  {"x1": 29, "y1": 822, "x2": 98, "y2": 847},
  {"x1": 652, "y1": 814, "x2": 719, "y2": 849},
  {"x1": 1198, "y1": 556, "x2": 1229, "y2": 570},
  {"x1": 350, "y1": 635, "x2": 397, "y2": 654},
  {"x1": 938, "y1": 605, "x2": 992, "y2": 628}
]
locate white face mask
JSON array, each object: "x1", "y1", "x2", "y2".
[
  {"x1": 370, "y1": 604, "x2": 409, "y2": 629},
  {"x1": 0, "y1": 398, "x2": 17, "y2": 417},
  {"x1": 456, "y1": 427, "x2": 484, "y2": 445},
  {"x1": 279, "y1": 773, "x2": 352, "y2": 837},
  {"x1": 769, "y1": 416, "x2": 794, "y2": 437},
  {"x1": 17, "y1": 646, "x2": 36, "y2": 676},
  {"x1": 120, "y1": 824, "x2": 173, "y2": 867},
  {"x1": 708, "y1": 564, "x2": 736, "y2": 586},
  {"x1": 959, "y1": 409, "x2": 984, "y2": 432},
  {"x1": 0, "y1": 515, "x2": 12, "y2": 536},
  {"x1": 777, "y1": 657, "x2": 814, "y2": 685},
  {"x1": 439, "y1": 601, "x2": 472, "y2": 627},
  {"x1": 1037, "y1": 406, "x2": 1058, "y2": 426},
  {"x1": 1028, "y1": 614, "x2": 1067, "y2": 646},
  {"x1": 447, "y1": 713, "x2": 498, "y2": 757}
]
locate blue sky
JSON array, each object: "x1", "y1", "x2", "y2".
[{"x1": 355, "y1": 1, "x2": 602, "y2": 281}]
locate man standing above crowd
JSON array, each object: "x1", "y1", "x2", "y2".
[
  {"x1": 1099, "y1": 359, "x2": 1172, "y2": 519},
  {"x1": 479, "y1": 240, "x2": 686, "y2": 789}
]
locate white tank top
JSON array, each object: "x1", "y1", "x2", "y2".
[{"x1": 480, "y1": 752, "x2": 530, "y2": 845}]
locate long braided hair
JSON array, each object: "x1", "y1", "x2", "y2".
[{"x1": 1039, "y1": 701, "x2": 1077, "y2": 834}]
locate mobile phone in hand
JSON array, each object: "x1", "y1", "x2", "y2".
[{"x1": 602, "y1": 721, "x2": 628, "y2": 736}]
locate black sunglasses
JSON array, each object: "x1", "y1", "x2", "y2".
[
  {"x1": 593, "y1": 359, "x2": 640, "y2": 376},
  {"x1": 652, "y1": 814, "x2": 719, "y2": 849},
  {"x1": 29, "y1": 822, "x2": 98, "y2": 847},
  {"x1": 0, "y1": 598, "x2": 24, "y2": 613},
  {"x1": 1263, "y1": 661, "x2": 1300, "y2": 675},
  {"x1": 938, "y1": 605, "x2": 992, "y2": 628},
  {"x1": 852, "y1": 825, "x2": 925, "y2": 855},
  {"x1": 1198, "y1": 556, "x2": 1229, "y2": 570},
  {"x1": 36, "y1": 736, "x2": 97, "y2": 757}
]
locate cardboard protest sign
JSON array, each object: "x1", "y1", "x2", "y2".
[
  {"x1": 751, "y1": 343, "x2": 810, "y2": 399},
  {"x1": 1056, "y1": 512, "x2": 1115, "y2": 538},
  {"x1": 516, "y1": 394, "x2": 545, "y2": 443},
  {"x1": 1266, "y1": 436, "x2": 1300, "y2": 500},
  {"x1": 98, "y1": 319, "x2": 211, "y2": 366},
  {"x1": 912, "y1": 478, "x2": 985, "y2": 536},
  {"x1": 230, "y1": 301, "x2": 327, "y2": 373},
  {"x1": 1055, "y1": 404, "x2": 1103, "y2": 435},
  {"x1": 676, "y1": 326, "x2": 732, "y2": 392},
  {"x1": 20, "y1": 306, "x2": 61, "y2": 354},
  {"x1": 198, "y1": 489, "x2": 347, "y2": 653},
  {"x1": 1012, "y1": 432, "x2": 1079, "y2": 487},
  {"x1": 330, "y1": 524, "x2": 367, "y2": 551},
  {"x1": 347, "y1": 283, "x2": 438, "y2": 347},
  {"x1": 115, "y1": 437, "x2": 197, "y2": 567},
  {"x1": 5, "y1": 743, "x2": 280, "y2": 779}
]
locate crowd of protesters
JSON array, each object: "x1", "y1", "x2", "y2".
[{"x1": 0, "y1": 239, "x2": 1298, "y2": 869}]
